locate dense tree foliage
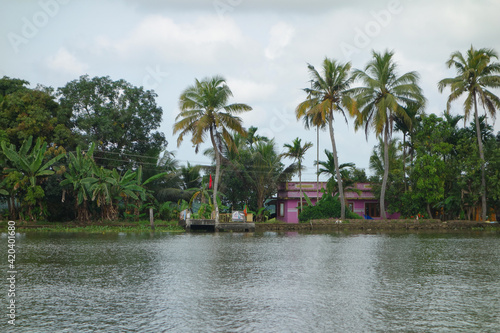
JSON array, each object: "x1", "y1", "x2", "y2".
[
  {"x1": 0, "y1": 77, "x2": 73, "y2": 149},
  {"x1": 59, "y1": 75, "x2": 167, "y2": 169},
  {"x1": 438, "y1": 46, "x2": 500, "y2": 221},
  {"x1": 1, "y1": 46, "x2": 500, "y2": 223}
]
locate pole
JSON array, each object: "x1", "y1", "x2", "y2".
[{"x1": 149, "y1": 208, "x2": 155, "y2": 230}]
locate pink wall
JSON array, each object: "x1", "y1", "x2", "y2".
[{"x1": 276, "y1": 182, "x2": 400, "y2": 223}]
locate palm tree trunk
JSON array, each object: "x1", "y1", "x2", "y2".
[
  {"x1": 328, "y1": 111, "x2": 345, "y2": 219},
  {"x1": 316, "y1": 125, "x2": 320, "y2": 202},
  {"x1": 209, "y1": 127, "x2": 220, "y2": 225},
  {"x1": 299, "y1": 161, "x2": 303, "y2": 212},
  {"x1": 402, "y1": 133, "x2": 407, "y2": 193},
  {"x1": 380, "y1": 127, "x2": 389, "y2": 219},
  {"x1": 473, "y1": 95, "x2": 487, "y2": 221}
]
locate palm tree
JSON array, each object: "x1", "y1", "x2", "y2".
[
  {"x1": 296, "y1": 58, "x2": 356, "y2": 219},
  {"x1": 298, "y1": 86, "x2": 327, "y2": 202},
  {"x1": 282, "y1": 137, "x2": 313, "y2": 212},
  {"x1": 316, "y1": 149, "x2": 357, "y2": 196},
  {"x1": 243, "y1": 140, "x2": 296, "y2": 220},
  {"x1": 245, "y1": 126, "x2": 269, "y2": 148},
  {"x1": 394, "y1": 102, "x2": 423, "y2": 191},
  {"x1": 369, "y1": 138, "x2": 402, "y2": 180},
  {"x1": 352, "y1": 50, "x2": 426, "y2": 219},
  {"x1": 438, "y1": 46, "x2": 500, "y2": 221},
  {"x1": 173, "y1": 76, "x2": 252, "y2": 224}
]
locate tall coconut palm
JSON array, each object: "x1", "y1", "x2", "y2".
[
  {"x1": 352, "y1": 50, "x2": 426, "y2": 219},
  {"x1": 296, "y1": 58, "x2": 356, "y2": 219},
  {"x1": 173, "y1": 76, "x2": 252, "y2": 224},
  {"x1": 316, "y1": 149, "x2": 357, "y2": 197},
  {"x1": 438, "y1": 46, "x2": 500, "y2": 221},
  {"x1": 299, "y1": 90, "x2": 327, "y2": 202},
  {"x1": 394, "y1": 101, "x2": 423, "y2": 191},
  {"x1": 282, "y1": 137, "x2": 313, "y2": 212}
]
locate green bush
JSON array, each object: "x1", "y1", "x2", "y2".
[{"x1": 298, "y1": 193, "x2": 361, "y2": 222}]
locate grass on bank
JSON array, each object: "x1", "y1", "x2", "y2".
[{"x1": 0, "y1": 219, "x2": 185, "y2": 233}]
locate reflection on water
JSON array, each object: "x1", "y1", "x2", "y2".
[{"x1": 2, "y1": 231, "x2": 500, "y2": 332}]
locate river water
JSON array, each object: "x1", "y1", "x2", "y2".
[{"x1": 2, "y1": 230, "x2": 500, "y2": 332}]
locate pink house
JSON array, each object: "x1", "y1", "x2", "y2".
[{"x1": 275, "y1": 181, "x2": 400, "y2": 223}]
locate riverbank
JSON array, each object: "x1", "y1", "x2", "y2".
[
  {"x1": 1, "y1": 219, "x2": 498, "y2": 233},
  {"x1": 0, "y1": 220, "x2": 185, "y2": 233},
  {"x1": 255, "y1": 219, "x2": 500, "y2": 232}
]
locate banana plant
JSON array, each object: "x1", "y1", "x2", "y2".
[
  {"x1": 83, "y1": 165, "x2": 116, "y2": 220},
  {"x1": 1, "y1": 136, "x2": 65, "y2": 221},
  {"x1": 60, "y1": 143, "x2": 96, "y2": 222},
  {"x1": 129, "y1": 165, "x2": 168, "y2": 218}
]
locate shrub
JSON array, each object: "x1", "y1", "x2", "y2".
[{"x1": 298, "y1": 193, "x2": 361, "y2": 222}]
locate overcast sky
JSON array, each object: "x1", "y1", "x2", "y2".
[{"x1": 2, "y1": 0, "x2": 500, "y2": 180}]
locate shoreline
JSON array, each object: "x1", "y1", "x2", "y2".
[
  {"x1": 255, "y1": 219, "x2": 500, "y2": 232},
  {"x1": 2, "y1": 219, "x2": 498, "y2": 233}
]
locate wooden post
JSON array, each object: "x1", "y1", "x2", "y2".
[{"x1": 149, "y1": 208, "x2": 155, "y2": 230}]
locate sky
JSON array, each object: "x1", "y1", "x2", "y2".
[{"x1": 1, "y1": 0, "x2": 500, "y2": 181}]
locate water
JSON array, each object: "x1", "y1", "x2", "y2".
[{"x1": 2, "y1": 231, "x2": 500, "y2": 332}]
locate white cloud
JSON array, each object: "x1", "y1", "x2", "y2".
[
  {"x1": 46, "y1": 47, "x2": 88, "y2": 76},
  {"x1": 265, "y1": 22, "x2": 295, "y2": 60},
  {"x1": 96, "y1": 15, "x2": 247, "y2": 64},
  {"x1": 227, "y1": 77, "x2": 276, "y2": 103}
]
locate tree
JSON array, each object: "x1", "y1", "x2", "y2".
[
  {"x1": 173, "y1": 75, "x2": 252, "y2": 224},
  {"x1": 245, "y1": 126, "x2": 269, "y2": 148},
  {"x1": 1, "y1": 136, "x2": 65, "y2": 221},
  {"x1": 180, "y1": 162, "x2": 202, "y2": 191},
  {"x1": 393, "y1": 102, "x2": 424, "y2": 191},
  {"x1": 0, "y1": 78, "x2": 73, "y2": 149},
  {"x1": 316, "y1": 150, "x2": 356, "y2": 195},
  {"x1": 58, "y1": 75, "x2": 167, "y2": 168},
  {"x1": 282, "y1": 137, "x2": 313, "y2": 212},
  {"x1": 352, "y1": 50, "x2": 426, "y2": 219},
  {"x1": 0, "y1": 76, "x2": 29, "y2": 97},
  {"x1": 438, "y1": 46, "x2": 500, "y2": 221},
  {"x1": 296, "y1": 58, "x2": 356, "y2": 219},
  {"x1": 243, "y1": 140, "x2": 295, "y2": 220},
  {"x1": 411, "y1": 115, "x2": 453, "y2": 218}
]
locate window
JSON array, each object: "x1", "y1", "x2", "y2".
[
  {"x1": 279, "y1": 203, "x2": 285, "y2": 217},
  {"x1": 365, "y1": 203, "x2": 380, "y2": 218}
]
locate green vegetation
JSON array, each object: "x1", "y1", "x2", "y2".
[
  {"x1": 173, "y1": 76, "x2": 252, "y2": 224},
  {"x1": 438, "y1": 46, "x2": 500, "y2": 221},
  {"x1": 352, "y1": 50, "x2": 426, "y2": 219},
  {"x1": 1, "y1": 46, "x2": 500, "y2": 227},
  {"x1": 296, "y1": 58, "x2": 356, "y2": 219},
  {"x1": 299, "y1": 192, "x2": 362, "y2": 222},
  {"x1": 282, "y1": 137, "x2": 313, "y2": 212},
  {"x1": 0, "y1": 220, "x2": 184, "y2": 233}
]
